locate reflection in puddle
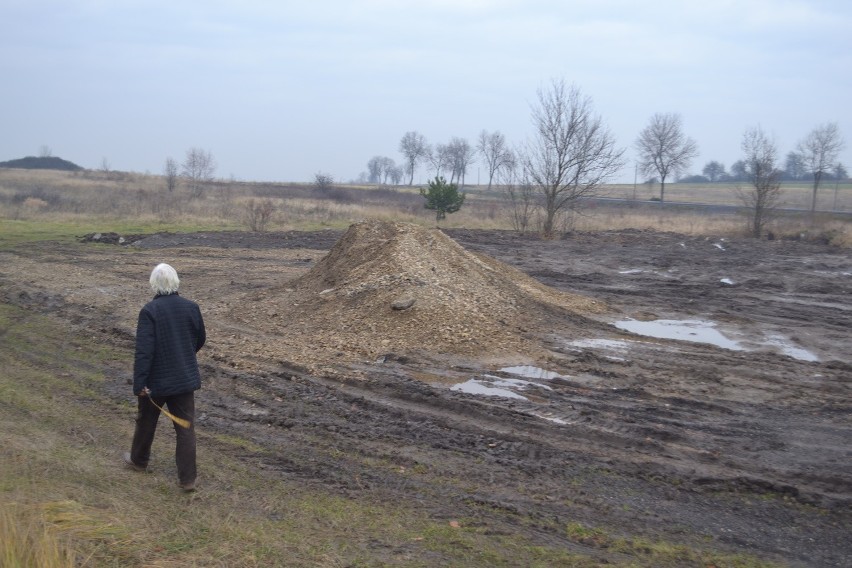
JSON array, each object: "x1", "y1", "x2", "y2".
[
  {"x1": 612, "y1": 319, "x2": 819, "y2": 361},
  {"x1": 450, "y1": 368, "x2": 560, "y2": 401},
  {"x1": 484, "y1": 375, "x2": 553, "y2": 391},
  {"x1": 615, "y1": 319, "x2": 742, "y2": 351},
  {"x1": 451, "y1": 379, "x2": 528, "y2": 400},
  {"x1": 765, "y1": 335, "x2": 819, "y2": 362},
  {"x1": 498, "y1": 365, "x2": 563, "y2": 380},
  {"x1": 568, "y1": 338, "x2": 631, "y2": 351}
]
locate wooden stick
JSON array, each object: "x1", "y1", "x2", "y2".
[{"x1": 148, "y1": 397, "x2": 192, "y2": 429}]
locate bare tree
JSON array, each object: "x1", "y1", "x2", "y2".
[
  {"x1": 181, "y1": 148, "x2": 216, "y2": 197},
  {"x1": 399, "y1": 131, "x2": 429, "y2": 185},
  {"x1": 446, "y1": 137, "x2": 475, "y2": 186},
  {"x1": 736, "y1": 126, "x2": 782, "y2": 238},
  {"x1": 499, "y1": 159, "x2": 536, "y2": 234},
  {"x1": 477, "y1": 130, "x2": 515, "y2": 191},
  {"x1": 784, "y1": 151, "x2": 806, "y2": 180},
  {"x1": 366, "y1": 156, "x2": 383, "y2": 184},
  {"x1": 797, "y1": 122, "x2": 845, "y2": 215},
  {"x1": 39, "y1": 145, "x2": 52, "y2": 158},
  {"x1": 520, "y1": 80, "x2": 625, "y2": 237},
  {"x1": 702, "y1": 161, "x2": 726, "y2": 182},
  {"x1": 314, "y1": 172, "x2": 334, "y2": 192},
  {"x1": 729, "y1": 159, "x2": 748, "y2": 182},
  {"x1": 164, "y1": 157, "x2": 179, "y2": 192},
  {"x1": 427, "y1": 143, "x2": 451, "y2": 179},
  {"x1": 379, "y1": 157, "x2": 397, "y2": 184},
  {"x1": 388, "y1": 164, "x2": 403, "y2": 185},
  {"x1": 635, "y1": 113, "x2": 698, "y2": 202},
  {"x1": 366, "y1": 156, "x2": 398, "y2": 184}
]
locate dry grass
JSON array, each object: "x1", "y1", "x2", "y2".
[
  {"x1": 0, "y1": 302, "x2": 595, "y2": 566},
  {"x1": 601, "y1": 180, "x2": 852, "y2": 211},
  {"x1": 0, "y1": 167, "x2": 849, "y2": 245},
  {"x1": 0, "y1": 502, "x2": 76, "y2": 568},
  {"x1": 572, "y1": 205, "x2": 851, "y2": 242}
]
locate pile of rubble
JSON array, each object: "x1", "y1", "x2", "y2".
[{"x1": 231, "y1": 220, "x2": 605, "y2": 367}]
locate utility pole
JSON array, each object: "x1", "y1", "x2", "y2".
[{"x1": 633, "y1": 163, "x2": 638, "y2": 201}]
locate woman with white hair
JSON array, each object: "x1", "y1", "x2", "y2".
[{"x1": 124, "y1": 263, "x2": 206, "y2": 491}]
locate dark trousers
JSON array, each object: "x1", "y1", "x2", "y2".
[{"x1": 130, "y1": 391, "x2": 196, "y2": 485}]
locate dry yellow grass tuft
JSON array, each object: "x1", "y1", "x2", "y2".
[{"x1": 1, "y1": 502, "x2": 76, "y2": 568}]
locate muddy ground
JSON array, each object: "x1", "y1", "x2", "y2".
[{"x1": 3, "y1": 227, "x2": 851, "y2": 566}]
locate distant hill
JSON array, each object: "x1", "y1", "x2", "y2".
[{"x1": 0, "y1": 156, "x2": 83, "y2": 171}]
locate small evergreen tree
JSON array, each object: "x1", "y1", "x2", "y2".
[{"x1": 420, "y1": 176, "x2": 465, "y2": 222}]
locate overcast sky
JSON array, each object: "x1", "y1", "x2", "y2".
[{"x1": 2, "y1": 0, "x2": 850, "y2": 184}]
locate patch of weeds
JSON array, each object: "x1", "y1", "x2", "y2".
[
  {"x1": 41, "y1": 500, "x2": 129, "y2": 542},
  {"x1": 420, "y1": 520, "x2": 596, "y2": 567},
  {"x1": 0, "y1": 219, "x2": 240, "y2": 248},
  {"x1": 564, "y1": 521, "x2": 778, "y2": 567},
  {"x1": 0, "y1": 501, "x2": 77, "y2": 567},
  {"x1": 208, "y1": 433, "x2": 268, "y2": 455},
  {"x1": 566, "y1": 522, "x2": 610, "y2": 547}
]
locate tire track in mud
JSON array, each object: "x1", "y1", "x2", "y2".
[{"x1": 189, "y1": 350, "x2": 851, "y2": 567}]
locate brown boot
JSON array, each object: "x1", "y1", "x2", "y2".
[{"x1": 123, "y1": 452, "x2": 147, "y2": 472}]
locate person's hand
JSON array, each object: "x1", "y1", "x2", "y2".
[{"x1": 137, "y1": 387, "x2": 151, "y2": 397}]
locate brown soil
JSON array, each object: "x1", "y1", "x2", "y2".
[
  {"x1": 5, "y1": 223, "x2": 851, "y2": 567},
  {"x1": 232, "y1": 221, "x2": 607, "y2": 373}
]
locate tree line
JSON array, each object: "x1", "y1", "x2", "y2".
[
  {"x1": 362, "y1": 81, "x2": 627, "y2": 237},
  {"x1": 687, "y1": 134, "x2": 848, "y2": 185},
  {"x1": 364, "y1": 83, "x2": 845, "y2": 238}
]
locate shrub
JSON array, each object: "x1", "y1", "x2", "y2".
[{"x1": 244, "y1": 199, "x2": 276, "y2": 231}]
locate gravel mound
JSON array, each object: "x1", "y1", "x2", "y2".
[{"x1": 234, "y1": 220, "x2": 605, "y2": 364}]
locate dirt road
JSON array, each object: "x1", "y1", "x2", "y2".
[{"x1": 3, "y1": 227, "x2": 850, "y2": 566}]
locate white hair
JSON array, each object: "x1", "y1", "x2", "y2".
[{"x1": 149, "y1": 263, "x2": 180, "y2": 295}]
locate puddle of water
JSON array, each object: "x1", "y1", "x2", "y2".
[
  {"x1": 450, "y1": 379, "x2": 528, "y2": 400},
  {"x1": 614, "y1": 319, "x2": 743, "y2": 351},
  {"x1": 534, "y1": 413, "x2": 569, "y2": 425},
  {"x1": 447, "y1": 367, "x2": 565, "y2": 401},
  {"x1": 483, "y1": 375, "x2": 553, "y2": 391},
  {"x1": 764, "y1": 335, "x2": 819, "y2": 362},
  {"x1": 568, "y1": 338, "x2": 631, "y2": 351},
  {"x1": 498, "y1": 365, "x2": 564, "y2": 380},
  {"x1": 614, "y1": 319, "x2": 818, "y2": 362}
]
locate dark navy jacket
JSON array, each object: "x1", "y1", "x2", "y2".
[{"x1": 133, "y1": 293, "x2": 206, "y2": 397}]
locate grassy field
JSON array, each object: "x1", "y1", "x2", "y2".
[
  {"x1": 0, "y1": 300, "x2": 780, "y2": 567},
  {"x1": 600, "y1": 180, "x2": 852, "y2": 210},
  {"x1": 1, "y1": 168, "x2": 850, "y2": 245},
  {"x1": 0, "y1": 302, "x2": 575, "y2": 567}
]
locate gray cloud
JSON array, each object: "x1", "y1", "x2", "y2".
[{"x1": 1, "y1": 0, "x2": 849, "y2": 182}]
